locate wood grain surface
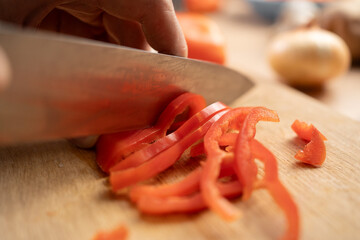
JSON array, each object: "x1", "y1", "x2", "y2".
[{"x1": 1, "y1": 83, "x2": 359, "y2": 240}]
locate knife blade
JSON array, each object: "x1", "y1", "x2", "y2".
[{"x1": 0, "y1": 22, "x2": 254, "y2": 145}]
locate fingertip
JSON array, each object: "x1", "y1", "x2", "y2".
[
  {"x1": 158, "y1": 32, "x2": 188, "y2": 58},
  {"x1": 142, "y1": 11, "x2": 188, "y2": 58},
  {"x1": 0, "y1": 46, "x2": 11, "y2": 92}
]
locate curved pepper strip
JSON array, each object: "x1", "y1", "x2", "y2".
[
  {"x1": 96, "y1": 128, "x2": 160, "y2": 173},
  {"x1": 190, "y1": 131, "x2": 241, "y2": 157},
  {"x1": 110, "y1": 109, "x2": 229, "y2": 192},
  {"x1": 291, "y1": 120, "x2": 327, "y2": 141},
  {"x1": 234, "y1": 107, "x2": 279, "y2": 201},
  {"x1": 292, "y1": 120, "x2": 327, "y2": 166},
  {"x1": 251, "y1": 140, "x2": 299, "y2": 240},
  {"x1": 130, "y1": 168, "x2": 203, "y2": 203},
  {"x1": 201, "y1": 107, "x2": 254, "y2": 221},
  {"x1": 129, "y1": 154, "x2": 235, "y2": 203},
  {"x1": 135, "y1": 181, "x2": 243, "y2": 215},
  {"x1": 295, "y1": 128, "x2": 327, "y2": 166},
  {"x1": 155, "y1": 92, "x2": 206, "y2": 132},
  {"x1": 110, "y1": 102, "x2": 229, "y2": 172},
  {"x1": 96, "y1": 93, "x2": 206, "y2": 172},
  {"x1": 176, "y1": 13, "x2": 226, "y2": 64}
]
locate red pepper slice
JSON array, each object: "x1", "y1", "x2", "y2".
[
  {"x1": 129, "y1": 154, "x2": 235, "y2": 203},
  {"x1": 291, "y1": 120, "x2": 327, "y2": 166},
  {"x1": 130, "y1": 168, "x2": 203, "y2": 203},
  {"x1": 291, "y1": 120, "x2": 327, "y2": 141},
  {"x1": 135, "y1": 181, "x2": 243, "y2": 215},
  {"x1": 176, "y1": 13, "x2": 226, "y2": 64},
  {"x1": 295, "y1": 128, "x2": 327, "y2": 166},
  {"x1": 201, "y1": 107, "x2": 254, "y2": 221},
  {"x1": 251, "y1": 140, "x2": 299, "y2": 240},
  {"x1": 184, "y1": 0, "x2": 221, "y2": 12},
  {"x1": 234, "y1": 107, "x2": 279, "y2": 201},
  {"x1": 110, "y1": 108, "x2": 229, "y2": 192},
  {"x1": 110, "y1": 102, "x2": 229, "y2": 172},
  {"x1": 93, "y1": 224, "x2": 128, "y2": 240},
  {"x1": 96, "y1": 93, "x2": 206, "y2": 173},
  {"x1": 155, "y1": 92, "x2": 206, "y2": 132},
  {"x1": 96, "y1": 128, "x2": 160, "y2": 173}
]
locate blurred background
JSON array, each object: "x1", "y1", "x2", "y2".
[{"x1": 173, "y1": 0, "x2": 360, "y2": 122}]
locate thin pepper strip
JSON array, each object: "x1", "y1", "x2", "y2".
[
  {"x1": 96, "y1": 93, "x2": 206, "y2": 172},
  {"x1": 292, "y1": 120, "x2": 327, "y2": 166},
  {"x1": 190, "y1": 132, "x2": 240, "y2": 157},
  {"x1": 130, "y1": 168, "x2": 203, "y2": 203},
  {"x1": 155, "y1": 92, "x2": 206, "y2": 132},
  {"x1": 251, "y1": 140, "x2": 299, "y2": 240},
  {"x1": 129, "y1": 154, "x2": 235, "y2": 203},
  {"x1": 201, "y1": 107, "x2": 254, "y2": 221},
  {"x1": 110, "y1": 102, "x2": 228, "y2": 172},
  {"x1": 291, "y1": 120, "x2": 327, "y2": 141},
  {"x1": 295, "y1": 128, "x2": 326, "y2": 166},
  {"x1": 110, "y1": 109, "x2": 229, "y2": 192},
  {"x1": 135, "y1": 181, "x2": 243, "y2": 215},
  {"x1": 234, "y1": 107, "x2": 280, "y2": 201},
  {"x1": 96, "y1": 128, "x2": 160, "y2": 173},
  {"x1": 176, "y1": 13, "x2": 226, "y2": 64}
]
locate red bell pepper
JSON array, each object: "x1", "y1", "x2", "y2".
[
  {"x1": 135, "y1": 181, "x2": 243, "y2": 215},
  {"x1": 96, "y1": 94, "x2": 301, "y2": 239},
  {"x1": 295, "y1": 128, "x2": 327, "y2": 166},
  {"x1": 291, "y1": 120, "x2": 327, "y2": 141},
  {"x1": 251, "y1": 140, "x2": 299, "y2": 240},
  {"x1": 176, "y1": 13, "x2": 226, "y2": 64},
  {"x1": 201, "y1": 107, "x2": 254, "y2": 221},
  {"x1": 292, "y1": 120, "x2": 327, "y2": 166},
  {"x1": 96, "y1": 93, "x2": 206, "y2": 172},
  {"x1": 234, "y1": 107, "x2": 279, "y2": 201},
  {"x1": 110, "y1": 108, "x2": 229, "y2": 192},
  {"x1": 110, "y1": 102, "x2": 228, "y2": 172},
  {"x1": 184, "y1": 0, "x2": 222, "y2": 12},
  {"x1": 96, "y1": 128, "x2": 160, "y2": 173},
  {"x1": 129, "y1": 154, "x2": 236, "y2": 203}
]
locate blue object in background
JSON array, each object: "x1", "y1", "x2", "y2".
[
  {"x1": 246, "y1": 0, "x2": 326, "y2": 23},
  {"x1": 246, "y1": 0, "x2": 284, "y2": 22}
]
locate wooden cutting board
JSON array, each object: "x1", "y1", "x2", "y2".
[{"x1": 0, "y1": 83, "x2": 359, "y2": 240}]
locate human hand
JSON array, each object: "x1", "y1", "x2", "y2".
[
  {"x1": 0, "y1": 0, "x2": 187, "y2": 148},
  {"x1": 0, "y1": 0, "x2": 187, "y2": 56}
]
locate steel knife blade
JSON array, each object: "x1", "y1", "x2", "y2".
[{"x1": 0, "y1": 22, "x2": 253, "y2": 145}]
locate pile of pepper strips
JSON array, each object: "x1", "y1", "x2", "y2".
[{"x1": 96, "y1": 92, "x2": 327, "y2": 240}]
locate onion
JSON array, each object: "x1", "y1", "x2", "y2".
[{"x1": 268, "y1": 25, "x2": 351, "y2": 87}]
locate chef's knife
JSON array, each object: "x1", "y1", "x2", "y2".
[{"x1": 0, "y1": 22, "x2": 254, "y2": 145}]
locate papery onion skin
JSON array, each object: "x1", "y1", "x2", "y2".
[{"x1": 268, "y1": 27, "x2": 350, "y2": 87}]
